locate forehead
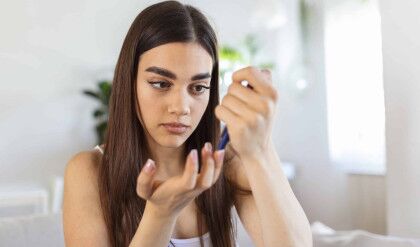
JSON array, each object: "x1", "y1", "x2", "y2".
[{"x1": 138, "y1": 42, "x2": 213, "y2": 78}]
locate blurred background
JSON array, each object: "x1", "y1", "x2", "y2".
[{"x1": 0, "y1": 0, "x2": 419, "y2": 246}]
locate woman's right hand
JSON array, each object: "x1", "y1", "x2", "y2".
[{"x1": 136, "y1": 142, "x2": 225, "y2": 219}]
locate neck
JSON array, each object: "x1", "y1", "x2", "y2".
[{"x1": 148, "y1": 142, "x2": 187, "y2": 179}]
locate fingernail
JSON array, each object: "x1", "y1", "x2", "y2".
[
  {"x1": 143, "y1": 159, "x2": 155, "y2": 173},
  {"x1": 205, "y1": 142, "x2": 212, "y2": 152},
  {"x1": 190, "y1": 149, "x2": 197, "y2": 162},
  {"x1": 216, "y1": 150, "x2": 225, "y2": 163}
]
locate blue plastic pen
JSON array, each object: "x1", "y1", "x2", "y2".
[
  {"x1": 217, "y1": 125, "x2": 230, "y2": 150},
  {"x1": 217, "y1": 82, "x2": 254, "y2": 150}
]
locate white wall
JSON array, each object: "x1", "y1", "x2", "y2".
[
  {"x1": 0, "y1": 0, "x2": 144, "y2": 189},
  {"x1": 380, "y1": 0, "x2": 420, "y2": 238},
  {"x1": 273, "y1": 0, "x2": 355, "y2": 230}
]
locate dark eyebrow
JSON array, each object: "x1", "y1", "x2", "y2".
[{"x1": 145, "y1": 66, "x2": 211, "y2": 81}]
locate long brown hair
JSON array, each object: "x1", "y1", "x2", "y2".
[{"x1": 98, "y1": 1, "x2": 251, "y2": 246}]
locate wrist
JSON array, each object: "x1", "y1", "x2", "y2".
[
  {"x1": 131, "y1": 202, "x2": 178, "y2": 247},
  {"x1": 144, "y1": 201, "x2": 178, "y2": 222},
  {"x1": 238, "y1": 138, "x2": 274, "y2": 161},
  {"x1": 239, "y1": 149, "x2": 267, "y2": 163}
]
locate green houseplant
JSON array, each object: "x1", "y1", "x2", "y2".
[{"x1": 82, "y1": 80, "x2": 112, "y2": 144}]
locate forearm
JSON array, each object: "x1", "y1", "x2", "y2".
[
  {"x1": 241, "y1": 142, "x2": 312, "y2": 247},
  {"x1": 129, "y1": 203, "x2": 177, "y2": 247}
]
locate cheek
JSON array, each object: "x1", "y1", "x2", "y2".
[
  {"x1": 193, "y1": 97, "x2": 210, "y2": 120},
  {"x1": 137, "y1": 90, "x2": 160, "y2": 124}
]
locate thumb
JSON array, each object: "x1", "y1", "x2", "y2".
[{"x1": 136, "y1": 159, "x2": 156, "y2": 200}]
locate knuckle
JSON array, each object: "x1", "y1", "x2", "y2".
[
  {"x1": 237, "y1": 120, "x2": 247, "y2": 132},
  {"x1": 256, "y1": 114, "x2": 265, "y2": 125},
  {"x1": 249, "y1": 66, "x2": 259, "y2": 76},
  {"x1": 268, "y1": 99, "x2": 276, "y2": 113},
  {"x1": 213, "y1": 171, "x2": 221, "y2": 180},
  {"x1": 136, "y1": 188, "x2": 146, "y2": 199},
  {"x1": 261, "y1": 98, "x2": 270, "y2": 113},
  {"x1": 183, "y1": 180, "x2": 196, "y2": 191},
  {"x1": 196, "y1": 183, "x2": 207, "y2": 190},
  {"x1": 260, "y1": 68, "x2": 272, "y2": 78},
  {"x1": 262, "y1": 68, "x2": 272, "y2": 74},
  {"x1": 253, "y1": 66, "x2": 260, "y2": 73},
  {"x1": 231, "y1": 68, "x2": 241, "y2": 79},
  {"x1": 271, "y1": 87, "x2": 279, "y2": 101},
  {"x1": 247, "y1": 66, "x2": 257, "y2": 72},
  {"x1": 136, "y1": 178, "x2": 145, "y2": 188},
  {"x1": 214, "y1": 105, "x2": 221, "y2": 115},
  {"x1": 204, "y1": 182, "x2": 212, "y2": 189},
  {"x1": 250, "y1": 115, "x2": 262, "y2": 128},
  {"x1": 136, "y1": 181, "x2": 148, "y2": 197},
  {"x1": 201, "y1": 180, "x2": 212, "y2": 189},
  {"x1": 227, "y1": 84, "x2": 234, "y2": 94},
  {"x1": 262, "y1": 97, "x2": 275, "y2": 115},
  {"x1": 232, "y1": 123, "x2": 242, "y2": 134},
  {"x1": 221, "y1": 95, "x2": 229, "y2": 105}
]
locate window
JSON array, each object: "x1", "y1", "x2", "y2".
[{"x1": 324, "y1": 0, "x2": 385, "y2": 175}]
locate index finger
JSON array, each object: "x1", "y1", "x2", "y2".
[
  {"x1": 136, "y1": 159, "x2": 156, "y2": 200},
  {"x1": 231, "y1": 66, "x2": 277, "y2": 101}
]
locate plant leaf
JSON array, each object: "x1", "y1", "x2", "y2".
[
  {"x1": 219, "y1": 46, "x2": 243, "y2": 62},
  {"x1": 259, "y1": 62, "x2": 275, "y2": 70},
  {"x1": 98, "y1": 81, "x2": 112, "y2": 105},
  {"x1": 93, "y1": 109, "x2": 105, "y2": 118},
  {"x1": 83, "y1": 90, "x2": 101, "y2": 100}
]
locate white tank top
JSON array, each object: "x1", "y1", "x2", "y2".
[{"x1": 93, "y1": 145, "x2": 239, "y2": 247}]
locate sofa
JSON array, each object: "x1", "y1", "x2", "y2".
[{"x1": 1, "y1": 211, "x2": 420, "y2": 247}]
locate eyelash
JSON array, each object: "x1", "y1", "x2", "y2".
[{"x1": 147, "y1": 80, "x2": 210, "y2": 95}]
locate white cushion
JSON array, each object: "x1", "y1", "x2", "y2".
[
  {"x1": 312, "y1": 221, "x2": 420, "y2": 247},
  {"x1": 0, "y1": 211, "x2": 64, "y2": 247}
]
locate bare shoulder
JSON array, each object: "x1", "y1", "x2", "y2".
[
  {"x1": 65, "y1": 149, "x2": 102, "y2": 179},
  {"x1": 63, "y1": 148, "x2": 110, "y2": 246},
  {"x1": 64, "y1": 149, "x2": 103, "y2": 200},
  {"x1": 64, "y1": 145, "x2": 105, "y2": 192}
]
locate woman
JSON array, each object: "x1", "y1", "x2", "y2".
[{"x1": 63, "y1": 1, "x2": 312, "y2": 247}]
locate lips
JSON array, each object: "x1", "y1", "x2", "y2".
[
  {"x1": 162, "y1": 122, "x2": 189, "y2": 128},
  {"x1": 162, "y1": 122, "x2": 189, "y2": 134}
]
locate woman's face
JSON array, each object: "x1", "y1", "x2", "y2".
[{"x1": 136, "y1": 42, "x2": 213, "y2": 149}]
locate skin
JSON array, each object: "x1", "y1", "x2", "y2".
[{"x1": 136, "y1": 42, "x2": 214, "y2": 180}]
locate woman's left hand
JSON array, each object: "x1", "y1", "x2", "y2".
[{"x1": 215, "y1": 66, "x2": 279, "y2": 159}]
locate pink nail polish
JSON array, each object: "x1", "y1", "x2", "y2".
[
  {"x1": 205, "y1": 142, "x2": 212, "y2": 152},
  {"x1": 144, "y1": 159, "x2": 155, "y2": 173},
  {"x1": 191, "y1": 149, "x2": 197, "y2": 161},
  {"x1": 218, "y1": 150, "x2": 225, "y2": 163}
]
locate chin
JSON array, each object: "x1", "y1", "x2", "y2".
[
  {"x1": 150, "y1": 124, "x2": 197, "y2": 148},
  {"x1": 157, "y1": 134, "x2": 188, "y2": 147}
]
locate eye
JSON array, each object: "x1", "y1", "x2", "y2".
[
  {"x1": 191, "y1": 84, "x2": 210, "y2": 95},
  {"x1": 147, "y1": 80, "x2": 210, "y2": 95},
  {"x1": 147, "y1": 80, "x2": 171, "y2": 90}
]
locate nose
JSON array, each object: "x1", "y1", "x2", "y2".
[{"x1": 168, "y1": 88, "x2": 190, "y2": 116}]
